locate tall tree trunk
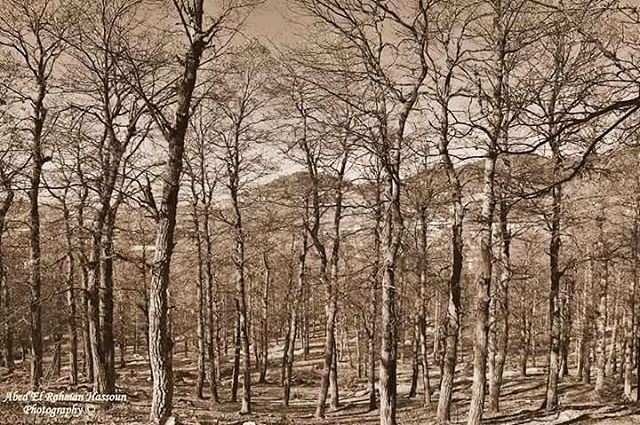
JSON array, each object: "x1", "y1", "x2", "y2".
[
  {"x1": 311, "y1": 136, "x2": 348, "y2": 418},
  {"x1": 367, "y1": 178, "x2": 382, "y2": 412},
  {"x1": 147, "y1": 4, "x2": 208, "y2": 422},
  {"x1": 559, "y1": 277, "x2": 571, "y2": 380},
  {"x1": 66, "y1": 250, "x2": 78, "y2": 386},
  {"x1": 330, "y1": 339, "x2": 340, "y2": 409},
  {"x1": 229, "y1": 184, "x2": 251, "y2": 414},
  {"x1": 259, "y1": 252, "x2": 270, "y2": 384},
  {"x1": 379, "y1": 124, "x2": 404, "y2": 425},
  {"x1": 520, "y1": 294, "x2": 531, "y2": 377},
  {"x1": 87, "y1": 233, "x2": 107, "y2": 392},
  {"x1": 192, "y1": 204, "x2": 206, "y2": 399},
  {"x1": 468, "y1": 2, "x2": 506, "y2": 418},
  {"x1": 203, "y1": 212, "x2": 219, "y2": 402},
  {"x1": 408, "y1": 318, "x2": 420, "y2": 398},
  {"x1": 417, "y1": 207, "x2": 431, "y2": 405},
  {"x1": 436, "y1": 99, "x2": 465, "y2": 425},
  {"x1": 28, "y1": 80, "x2": 47, "y2": 391},
  {"x1": 81, "y1": 258, "x2": 93, "y2": 383},
  {"x1": 314, "y1": 285, "x2": 337, "y2": 417},
  {"x1": 595, "y1": 212, "x2": 609, "y2": 394},
  {"x1": 230, "y1": 307, "x2": 240, "y2": 403},
  {"x1": 489, "y1": 196, "x2": 510, "y2": 413},
  {"x1": 609, "y1": 277, "x2": 620, "y2": 377},
  {"x1": 468, "y1": 150, "x2": 497, "y2": 425},
  {"x1": 2, "y1": 272, "x2": 13, "y2": 372},
  {"x1": 101, "y1": 215, "x2": 117, "y2": 393},
  {"x1": 582, "y1": 259, "x2": 595, "y2": 385},
  {"x1": 624, "y1": 195, "x2": 639, "y2": 399},
  {"x1": 0, "y1": 182, "x2": 14, "y2": 372},
  {"x1": 284, "y1": 232, "x2": 308, "y2": 406},
  {"x1": 544, "y1": 19, "x2": 568, "y2": 411}
]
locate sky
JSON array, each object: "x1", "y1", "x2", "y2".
[
  {"x1": 244, "y1": 0, "x2": 288, "y2": 41},
  {"x1": 243, "y1": 0, "x2": 303, "y2": 45}
]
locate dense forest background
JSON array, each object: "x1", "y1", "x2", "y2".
[{"x1": 2, "y1": 0, "x2": 640, "y2": 424}]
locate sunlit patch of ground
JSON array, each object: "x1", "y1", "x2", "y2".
[{"x1": 1, "y1": 342, "x2": 639, "y2": 424}]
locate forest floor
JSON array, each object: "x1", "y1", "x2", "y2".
[{"x1": 1, "y1": 339, "x2": 640, "y2": 424}]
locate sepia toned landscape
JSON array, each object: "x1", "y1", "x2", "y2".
[{"x1": 2, "y1": 0, "x2": 640, "y2": 424}]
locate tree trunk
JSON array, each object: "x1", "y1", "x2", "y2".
[
  {"x1": 595, "y1": 216, "x2": 609, "y2": 394},
  {"x1": 311, "y1": 138, "x2": 348, "y2": 418},
  {"x1": 624, "y1": 196, "x2": 639, "y2": 399},
  {"x1": 67, "y1": 251, "x2": 78, "y2": 385},
  {"x1": 330, "y1": 339, "x2": 340, "y2": 409},
  {"x1": 468, "y1": 151, "x2": 497, "y2": 425},
  {"x1": 436, "y1": 158, "x2": 464, "y2": 424},
  {"x1": 101, "y1": 216, "x2": 117, "y2": 393},
  {"x1": 147, "y1": 4, "x2": 208, "y2": 422},
  {"x1": 259, "y1": 252, "x2": 270, "y2": 384},
  {"x1": 2, "y1": 272, "x2": 13, "y2": 371},
  {"x1": 417, "y1": 207, "x2": 431, "y2": 405},
  {"x1": 192, "y1": 205, "x2": 206, "y2": 399},
  {"x1": 284, "y1": 233, "x2": 308, "y2": 406},
  {"x1": 379, "y1": 135, "x2": 403, "y2": 425},
  {"x1": 582, "y1": 260, "x2": 595, "y2": 385},
  {"x1": 489, "y1": 196, "x2": 510, "y2": 413},
  {"x1": 28, "y1": 81, "x2": 46, "y2": 391},
  {"x1": 231, "y1": 308, "x2": 240, "y2": 403},
  {"x1": 87, "y1": 234, "x2": 107, "y2": 392},
  {"x1": 203, "y1": 212, "x2": 219, "y2": 402},
  {"x1": 367, "y1": 180, "x2": 382, "y2": 412},
  {"x1": 408, "y1": 318, "x2": 419, "y2": 398},
  {"x1": 520, "y1": 289, "x2": 531, "y2": 377},
  {"x1": 314, "y1": 291, "x2": 337, "y2": 417},
  {"x1": 0, "y1": 187, "x2": 14, "y2": 372},
  {"x1": 229, "y1": 183, "x2": 251, "y2": 414}
]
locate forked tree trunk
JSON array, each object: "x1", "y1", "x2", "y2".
[
  {"x1": 436, "y1": 101, "x2": 465, "y2": 424},
  {"x1": 147, "y1": 4, "x2": 208, "y2": 422},
  {"x1": 315, "y1": 287, "x2": 337, "y2": 418},
  {"x1": 311, "y1": 136, "x2": 348, "y2": 418},
  {"x1": 283, "y1": 233, "x2": 308, "y2": 406}
]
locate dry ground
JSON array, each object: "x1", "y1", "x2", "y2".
[{"x1": 1, "y1": 339, "x2": 639, "y2": 424}]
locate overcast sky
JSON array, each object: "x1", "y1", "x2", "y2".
[{"x1": 244, "y1": 0, "x2": 301, "y2": 44}]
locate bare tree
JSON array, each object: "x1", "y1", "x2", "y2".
[
  {"x1": 119, "y1": 1, "x2": 259, "y2": 422},
  {"x1": 0, "y1": 0, "x2": 68, "y2": 389}
]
